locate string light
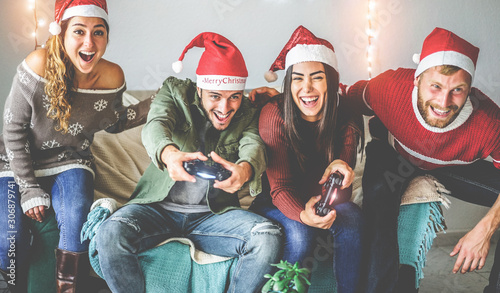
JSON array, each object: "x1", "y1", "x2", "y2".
[
  {"x1": 29, "y1": 0, "x2": 44, "y2": 50},
  {"x1": 366, "y1": 0, "x2": 376, "y2": 79}
]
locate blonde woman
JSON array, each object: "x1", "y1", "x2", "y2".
[{"x1": 0, "y1": 0, "x2": 150, "y2": 291}]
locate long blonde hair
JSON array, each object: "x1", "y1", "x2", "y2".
[
  {"x1": 44, "y1": 19, "x2": 74, "y2": 133},
  {"x1": 43, "y1": 18, "x2": 109, "y2": 133}
]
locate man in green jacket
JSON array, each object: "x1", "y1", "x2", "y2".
[{"x1": 96, "y1": 32, "x2": 282, "y2": 293}]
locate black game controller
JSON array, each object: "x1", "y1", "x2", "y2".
[
  {"x1": 315, "y1": 172, "x2": 349, "y2": 216},
  {"x1": 183, "y1": 159, "x2": 232, "y2": 181}
]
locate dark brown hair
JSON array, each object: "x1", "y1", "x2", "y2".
[{"x1": 282, "y1": 63, "x2": 340, "y2": 170}]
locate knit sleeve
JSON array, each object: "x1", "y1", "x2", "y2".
[
  {"x1": 470, "y1": 88, "x2": 500, "y2": 169},
  {"x1": 105, "y1": 86, "x2": 153, "y2": 134},
  {"x1": 337, "y1": 93, "x2": 364, "y2": 169},
  {"x1": 347, "y1": 80, "x2": 373, "y2": 116},
  {"x1": 3, "y1": 62, "x2": 50, "y2": 212},
  {"x1": 338, "y1": 124, "x2": 361, "y2": 169},
  {"x1": 259, "y1": 99, "x2": 305, "y2": 222},
  {"x1": 492, "y1": 148, "x2": 500, "y2": 169}
]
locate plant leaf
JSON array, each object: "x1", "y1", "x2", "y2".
[
  {"x1": 294, "y1": 275, "x2": 308, "y2": 293},
  {"x1": 298, "y1": 275, "x2": 311, "y2": 285},
  {"x1": 261, "y1": 279, "x2": 273, "y2": 293}
]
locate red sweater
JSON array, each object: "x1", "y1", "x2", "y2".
[
  {"x1": 259, "y1": 95, "x2": 360, "y2": 222},
  {"x1": 348, "y1": 68, "x2": 500, "y2": 170}
]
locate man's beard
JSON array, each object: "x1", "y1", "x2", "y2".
[{"x1": 416, "y1": 89, "x2": 461, "y2": 128}]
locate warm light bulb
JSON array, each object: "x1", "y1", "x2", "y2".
[
  {"x1": 32, "y1": 32, "x2": 36, "y2": 37},
  {"x1": 369, "y1": 1, "x2": 376, "y2": 11},
  {"x1": 38, "y1": 19, "x2": 45, "y2": 26},
  {"x1": 368, "y1": 67, "x2": 372, "y2": 72},
  {"x1": 28, "y1": 5, "x2": 34, "y2": 10}
]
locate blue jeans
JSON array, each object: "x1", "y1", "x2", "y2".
[
  {"x1": 0, "y1": 169, "x2": 94, "y2": 276},
  {"x1": 251, "y1": 199, "x2": 362, "y2": 293},
  {"x1": 96, "y1": 204, "x2": 283, "y2": 293},
  {"x1": 360, "y1": 139, "x2": 500, "y2": 293}
]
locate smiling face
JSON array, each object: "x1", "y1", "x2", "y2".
[
  {"x1": 198, "y1": 88, "x2": 243, "y2": 131},
  {"x1": 415, "y1": 66, "x2": 471, "y2": 128},
  {"x1": 290, "y1": 61, "x2": 328, "y2": 122},
  {"x1": 63, "y1": 16, "x2": 108, "y2": 75}
]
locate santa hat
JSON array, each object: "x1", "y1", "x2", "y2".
[
  {"x1": 49, "y1": 0, "x2": 108, "y2": 35},
  {"x1": 172, "y1": 32, "x2": 248, "y2": 91},
  {"x1": 264, "y1": 25, "x2": 338, "y2": 83},
  {"x1": 413, "y1": 27, "x2": 479, "y2": 79}
]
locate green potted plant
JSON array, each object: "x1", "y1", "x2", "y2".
[{"x1": 261, "y1": 260, "x2": 311, "y2": 293}]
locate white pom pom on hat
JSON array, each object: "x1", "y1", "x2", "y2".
[
  {"x1": 172, "y1": 60, "x2": 183, "y2": 73},
  {"x1": 264, "y1": 71, "x2": 278, "y2": 83},
  {"x1": 49, "y1": 21, "x2": 62, "y2": 35},
  {"x1": 412, "y1": 53, "x2": 421, "y2": 64}
]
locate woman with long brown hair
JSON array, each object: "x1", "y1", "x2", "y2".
[{"x1": 251, "y1": 26, "x2": 364, "y2": 293}]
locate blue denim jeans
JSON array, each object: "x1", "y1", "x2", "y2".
[
  {"x1": 0, "y1": 168, "x2": 94, "y2": 276},
  {"x1": 251, "y1": 199, "x2": 362, "y2": 293},
  {"x1": 360, "y1": 139, "x2": 500, "y2": 293},
  {"x1": 96, "y1": 203, "x2": 283, "y2": 293}
]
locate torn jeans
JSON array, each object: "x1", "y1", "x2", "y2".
[{"x1": 96, "y1": 203, "x2": 282, "y2": 293}]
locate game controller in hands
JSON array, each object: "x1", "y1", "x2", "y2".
[
  {"x1": 314, "y1": 171, "x2": 349, "y2": 216},
  {"x1": 183, "y1": 159, "x2": 232, "y2": 181}
]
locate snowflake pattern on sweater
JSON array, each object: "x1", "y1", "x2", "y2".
[{"x1": 0, "y1": 61, "x2": 152, "y2": 212}]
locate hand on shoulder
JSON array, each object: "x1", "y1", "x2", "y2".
[{"x1": 25, "y1": 49, "x2": 48, "y2": 77}]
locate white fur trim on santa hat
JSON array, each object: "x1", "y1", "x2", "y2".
[
  {"x1": 264, "y1": 71, "x2": 278, "y2": 83},
  {"x1": 62, "y1": 5, "x2": 109, "y2": 23},
  {"x1": 285, "y1": 44, "x2": 338, "y2": 72},
  {"x1": 172, "y1": 61, "x2": 183, "y2": 73},
  {"x1": 49, "y1": 21, "x2": 62, "y2": 35},
  {"x1": 196, "y1": 75, "x2": 246, "y2": 91},
  {"x1": 414, "y1": 50, "x2": 475, "y2": 79}
]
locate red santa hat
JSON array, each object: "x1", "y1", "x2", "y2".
[
  {"x1": 264, "y1": 25, "x2": 338, "y2": 83},
  {"x1": 49, "y1": 0, "x2": 108, "y2": 35},
  {"x1": 172, "y1": 32, "x2": 248, "y2": 91},
  {"x1": 413, "y1": 27, "x2": 479, "y2": 79}
]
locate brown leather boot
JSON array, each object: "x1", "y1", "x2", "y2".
[{"x1": 55, "y1": 249, "x2": 89, "y2": 293}]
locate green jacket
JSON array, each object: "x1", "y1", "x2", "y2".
[{"x1": 128, "y1": 77, "x2": 266, "y2": 214}]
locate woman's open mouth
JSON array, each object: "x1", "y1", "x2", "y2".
[
  {"x1": 300, "y1": 96, "x2": 319, "y2": 107},
  {"x1": 79, "y1": 51, "x2": 96, "y2": 63}
]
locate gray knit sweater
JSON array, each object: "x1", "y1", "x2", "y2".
[{"x1": 0, "y1": 61, "x2": 152, "y2": 212}]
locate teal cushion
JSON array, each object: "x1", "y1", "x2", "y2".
[{"x1": 91, "y1": 240, "x2": 236, "y2": 292}]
